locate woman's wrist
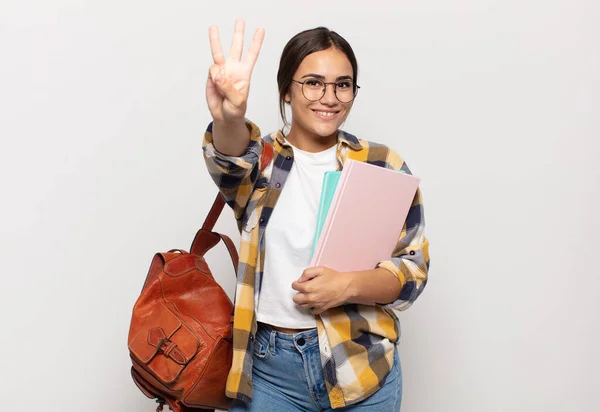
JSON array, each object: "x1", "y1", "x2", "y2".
[{"x1": 212, "y1": 118, "x2": 251, "y2": 157}]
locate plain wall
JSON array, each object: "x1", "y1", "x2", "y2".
[{"x1": 1, "y1": 0, "x2": 598, "y2": 411}]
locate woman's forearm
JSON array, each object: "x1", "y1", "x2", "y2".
[{"x1": 345, "y1": 267, "x2": 402, "y2": 305}]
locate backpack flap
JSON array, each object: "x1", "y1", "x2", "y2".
[{"x1": 129, "y1": 303, "x2": 201, "y2": 384}]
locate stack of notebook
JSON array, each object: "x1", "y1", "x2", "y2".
[{"x1": 310, "y1": 159, "x2": 420, "y2": 272}]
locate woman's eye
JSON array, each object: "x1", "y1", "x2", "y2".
[
  {"x1": 305, "y1": 79, "x2": 322, "y2": 87},
  {"x1": 337, "y1": 81, "x2": 352, "y2": 89}
]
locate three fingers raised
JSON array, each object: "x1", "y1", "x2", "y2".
[{"x1": 208, "y1": 19, "x2": 264, "y2": 67}]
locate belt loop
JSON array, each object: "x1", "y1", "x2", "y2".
[{"x1": 269, "y1": 330, "x2": 276, "y2": 356}]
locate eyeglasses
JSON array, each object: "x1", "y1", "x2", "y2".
[{"x1": 292, "y1": 78, "x2": 360, "y2": 103}]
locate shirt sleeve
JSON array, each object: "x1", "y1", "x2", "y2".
[
  {"x1": 376, "y1": 152, "x2": 430, "y2": 311},
  {"x1": 202, "y1": 120, "x2": 265, "y2": 225}
]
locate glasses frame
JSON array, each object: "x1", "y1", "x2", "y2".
[{"x1": 291, "y1": 78, "x2": 360, "y2": 103}]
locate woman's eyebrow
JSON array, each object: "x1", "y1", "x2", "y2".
[{"x1": 300, "y1": 73, "x2": 354, "y2": 81}]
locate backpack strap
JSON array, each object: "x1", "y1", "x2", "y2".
[{"x1": 189, "y1": 229, "x2": 239, "y2": 272}]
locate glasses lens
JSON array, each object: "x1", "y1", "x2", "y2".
[
  {"x1": 302, "y1": 79, "x2": 325, "y2": 101},
  {"x1": 335, "y1": 80, "x2": 356, "y2": 103}
]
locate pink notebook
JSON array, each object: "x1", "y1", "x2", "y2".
[{"x1": 310, "y1": 159, "x2": 420, "y2": 272}]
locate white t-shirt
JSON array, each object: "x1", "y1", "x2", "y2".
[{"x1": 256, "y1": 141, "x2": 338, "y2": 329}]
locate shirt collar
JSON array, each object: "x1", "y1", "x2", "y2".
[{"x1": 274, "y1": 129, "x2": 364, "y2": 151}]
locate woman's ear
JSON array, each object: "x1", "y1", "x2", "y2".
[{"x1": 284, "y1": 92, "x2": 291, "y2": 104}]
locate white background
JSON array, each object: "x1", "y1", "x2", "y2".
[{"x1": 1, "y1": 1, "x2": 598, "y2": 411}]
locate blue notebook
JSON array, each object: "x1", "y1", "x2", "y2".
[{"x1": 311, "y1": 171, "x2": 342, "y2": 258}]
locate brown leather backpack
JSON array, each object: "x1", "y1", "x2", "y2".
[{"x1": 128, "y1": 142, "x2": 273, "y2": 412}]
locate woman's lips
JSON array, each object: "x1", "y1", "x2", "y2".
[{"x1": 312, "y1": 109, "x2": 340, "y2": 120}]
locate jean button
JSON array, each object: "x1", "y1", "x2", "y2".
[{"x1": 297, "y1": 337, "x2": 306, "y2": 346}]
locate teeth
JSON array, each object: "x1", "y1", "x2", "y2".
[{"x1": 315, "y1": 111, "x2": 336, "y2": 117}]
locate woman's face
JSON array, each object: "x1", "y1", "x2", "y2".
[{"x1": 285, "y1": 47, "x2": 355, "y2": 141}]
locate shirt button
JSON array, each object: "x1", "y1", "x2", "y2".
[
  {"x1": 297, "y1": 337, "x2": 306, "y2": 346},
  {"x1": 275, "y1": 182, "x2": 281, "y2": 188},
  {"x1": 259, "y1": 218, "x2": 265, "y2": 223}
]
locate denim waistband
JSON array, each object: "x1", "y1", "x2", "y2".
[{"x1": 256, "y1": 322, "x2": 319, "y2": 350}]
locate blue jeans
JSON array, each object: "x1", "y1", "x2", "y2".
[{"x1": 229, "y1": 323, "x2": 402, "y2": 411}]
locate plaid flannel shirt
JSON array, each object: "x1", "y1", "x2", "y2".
[{"x1": 202, "y1": 121, "x2": 430, "y2": 408}]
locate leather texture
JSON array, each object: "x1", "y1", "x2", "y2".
[{"x1": 128, "y1": 142, "x2": 273, "y2": 412}]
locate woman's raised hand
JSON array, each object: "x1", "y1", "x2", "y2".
[{"x1": 206, "y1": 19, "x2": 265, "y2": 123}]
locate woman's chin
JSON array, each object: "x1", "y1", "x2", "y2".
[{"x1": 311, "y1": 123, "x2": 340, "y2": 138}]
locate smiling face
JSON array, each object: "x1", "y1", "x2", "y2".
[{"x1": 284, "y1": 47, "x2": 355, "y2": 151}]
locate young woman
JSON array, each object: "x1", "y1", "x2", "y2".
[{"x1": 203, "y1": 20, "x2": 429, "y2": 412}]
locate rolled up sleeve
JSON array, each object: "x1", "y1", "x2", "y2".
[
  {"x1": 377, "y1": 187, "x2": 429, "y2": 311},
  {"x1": 202, "y1": 120, "x2": 265, "y2": 223}
]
